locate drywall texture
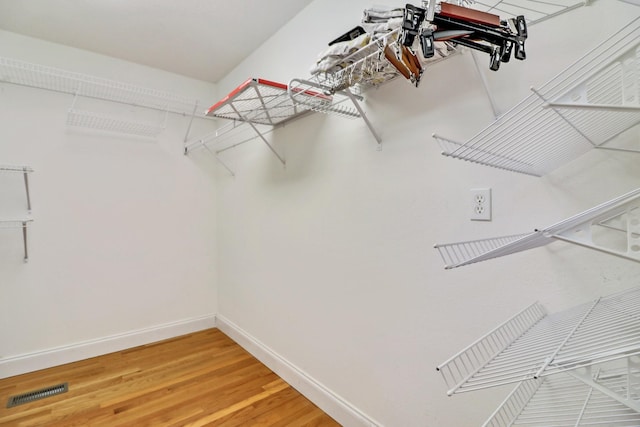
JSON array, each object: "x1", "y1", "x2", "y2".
[
  {"x1": 0, "y1": 31, "x2": 219, "y2": 375},
  {"x1": 212, "y1": 1, "x2": 640, "y2": 426}
]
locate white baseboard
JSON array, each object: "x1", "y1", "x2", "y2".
[
  {"x1": 0, "y1": 314, "x2": 217, "y2": 379},
  {"x1": 216, "y1": 314, "x2": 382, "y2": 427}
]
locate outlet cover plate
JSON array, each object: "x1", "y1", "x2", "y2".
[{"x1": 471, "y1": 188, "x2": 491, "y2": 221}]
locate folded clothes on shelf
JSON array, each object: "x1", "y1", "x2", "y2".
[
  {"x1": 309, "y1": 32, "x2": 371, "y2": 75},
  {"x1": 362, "y1": 6, "x2": 404, "y2": 23}
]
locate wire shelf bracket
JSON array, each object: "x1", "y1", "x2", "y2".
[
  {"x1": 434, "y1": 187, "x2": 640, "y2": 269},
  {"x1": 433, "y1": 16, "x2": 640, "y2": 176},
  {"x1": 0, "y1": 219, "x2": 33, "y2": 262},
  {"x1": 289, "y1": 78, "x2": 382, "y2": 146},
  {"x1": 438, "y1": 286, "x2": 640, "y2": 397},
  {"x1": 1, "y1": 165, "x2": 33, "y2": 212},
  {"x1": 184, "y1": 77, "x2": 381, "y2": 173}
]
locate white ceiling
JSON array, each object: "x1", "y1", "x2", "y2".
[{"x1": 0, "y1": 0, "x2": 315, "y2": 83}]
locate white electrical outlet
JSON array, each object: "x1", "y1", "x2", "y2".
[{"x1": 471, "y1": 188, "x2": 491, "y2": 221}]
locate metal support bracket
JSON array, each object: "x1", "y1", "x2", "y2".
[
  {"x1": 23, "y1": 167, "x2": 31, "y2": 213},
  {"x1": 0, "y1": 219, "x2": 33, "y2": 262},
  {"x1": 230, "y1": 103, "x2": 286, "y2": 167},
  {"x1": 568, "y1": 367, "x2": 640, "y2": 413},
  {"x1": 343, "y1": 87, "x2": 383, "y2": 149}
]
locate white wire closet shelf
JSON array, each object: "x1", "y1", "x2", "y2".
[
  {"x1": 0, "y1": 165, "x2": 33, "y2": 212},
  {"x1": 434, "y1": 187, "x2": 640, "y2": 269},
  {"x1": 0, "y1": 57, "x2": 199, "y2": 114},
  {"x1": 437, "y1": 286, "x2": 640, "y2": 397},
  {"x1": 483, "y1": 362, "x2": 640, "y2": 426},
  {"x1": 184, "y1": 77, "x2": 381, "y2": 173},
  {"x1": 66, "y1": 109, "x2": 165, "y2": 138},
  {"x1": 433, "y1": 16, "x2": 640, "y2": 176},
  {"x1": 0, "y1": 219, "x2": 33, "y2": 262},
  {"x1": 0, "y1": 56, "x2": 202, "y2": 137},
  {"x1": 471, "y1": 0, "x2": 590, "y2": 26}
]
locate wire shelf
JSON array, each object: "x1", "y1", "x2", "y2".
[
  {"x1": 434, "y1": 188, "x2": 640, "y2": 269},
  {"x1": 0, "y1": 57, "x2": 200, "y2": 115},
  {"x1": 471, "y1": 0, "x2": 588, "y2": 26},
  {"x1": 203, "y1": 78, "x2": 360, "y2": 126},
  {"x1": 0, "y1": 218, "x2": 32, "y2": 229},
  {"x1": 0, "y1": 165, "x2": 33, "y2": 173},
  {"x1": 288, "y1": 79, "x2": 361, "y2": 119},
  {"x1": 67, "y1": 109, "x2": 165, "y2": 137},
  {"x1": 484, "y1": 364, "x2": 640, "y2": 426},
  {"x1": 438, "y1": 287, "x2": 640, "y2": 396},
  {"x1": 186, "y1": 77, "x2": 381, "y2": 172},
  {"x1": 434, "y1": 16, "x2": 640, "y2": 176}
]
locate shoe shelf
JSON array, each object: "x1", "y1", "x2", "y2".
[
  {"x1": 433, "y1": 16, "x2": 640, "y2": 177},
  {"x1": 434, "y1": 187, "x2": 640, "y2": 269},
  {"x1": 438, "y1": 287, "x2": 640, "y2": 426}
]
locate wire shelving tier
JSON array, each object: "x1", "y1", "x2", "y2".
[
  {"x1": 471, "y1": 0, "x2": 590, "y2": 26},
  {"x1": 484, "y1": 364, "x2": 640, "y2": 426},
  {"x1": 433, "y1": 16, "x2": 640, "y2": 176},
  {"x1": 437, "y1": 286, "x2": 640, "y2": 426},
  {"x1": 0, "y1": 56, "x2": 202, "y2": 137},
  {"x1": 184, "y1": 77, "x2": 381, "y2": 174},
  {"x1": 434, "y1": 187, "x2": 640, "y2": 269},
  {"x1": 0, "y1": 165, "x2": 34, "y2": 262}
]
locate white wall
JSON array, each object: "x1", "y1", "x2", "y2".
[
  {"x1": 215, "y1": 1, "x2": 640, "y2": 426},
  {"x1": 0, "y1": 31, "x2": 219, "y2": 377}
]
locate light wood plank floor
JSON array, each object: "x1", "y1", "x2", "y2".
[{"x1": 0, "y1": 328, "x2": 340, "y2": 426}]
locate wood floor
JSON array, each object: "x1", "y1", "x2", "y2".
[{"x1": 0, "y1": 328, "x2": 340, "y2": 426}]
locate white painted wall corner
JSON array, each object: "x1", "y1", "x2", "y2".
[{"x1": 216, "y1": 314, "x2": 382, "y2": 427}]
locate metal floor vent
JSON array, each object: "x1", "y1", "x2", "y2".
[{"x1": 6, "y1": 382, "x2": 68, "y2": 408}]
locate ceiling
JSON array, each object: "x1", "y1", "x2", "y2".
[{"x1": 0, "y1": 0, "x2": 315, "y2": 83}]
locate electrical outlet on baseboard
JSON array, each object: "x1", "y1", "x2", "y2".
[{"x1": 471, "y1": 188, "x2": 491, "y2": 221}]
